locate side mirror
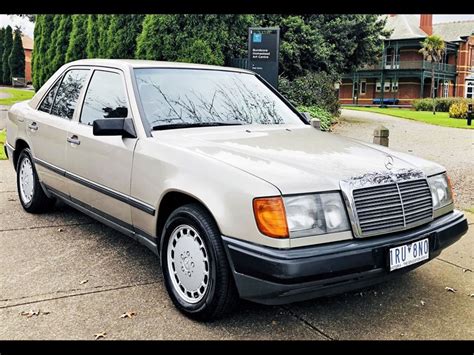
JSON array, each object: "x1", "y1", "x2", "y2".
[
  {"x1": 300, "y1": 112, "x2": 321, "y2": 130},
  {"x1": 93, "y1": 118, "x2": 137, "y2": 138}
]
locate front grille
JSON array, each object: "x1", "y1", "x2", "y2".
[{"x1": 353, "y1": 179, "x2": 433, "y2": 236}]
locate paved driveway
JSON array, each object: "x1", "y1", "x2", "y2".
[
  {"x1": 0, "y1": 158, "x2": 472, "y2": 340},
  {"x1": 334, "y1": 109, "x2": 474, "y2": 211}
]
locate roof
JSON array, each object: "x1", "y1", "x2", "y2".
[
  {"x1": 67, "y1": 58, "x2": 253, "y2": 74},
  {"x1": 433, "y1": 20, "x2": 474, "y2": 42},
  {"x1": 385, "y1": 15, "x2": 427, "y2": 40},
  {"x1": 384, "y1": 15, "x2": 474, "y2": 42},
  {"x1": 21, "y1": 35, "x2": 33, "y2": 50}
]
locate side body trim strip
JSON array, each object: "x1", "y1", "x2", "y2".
[{"x1": 34, "y1": 157, "x2": 155, "y2": 215}]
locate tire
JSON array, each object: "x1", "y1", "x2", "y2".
[
  {"x1": 161, "y1": 203, "x2": 239, "y2": 321},
  {"x1": 16, "y1": 148, "x2": 55, "y2": 213}
]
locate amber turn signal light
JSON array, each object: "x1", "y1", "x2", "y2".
[{"x1": 253, "y1": 197, "x2": 289, "y2": 238}]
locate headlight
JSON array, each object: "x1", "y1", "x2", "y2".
[
  {"x1": 283, "y1": 192, "x2": 350, "y2": 238},
  {"x1": 428, "y1": 173, "x2": 453, "y2": 210}
]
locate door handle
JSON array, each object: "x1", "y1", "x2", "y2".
[
  {"x1": 67, "y1": 135, "x2": 81, "y2": 145},
  {"x1": 28, "y1": 122, "x2": 38, "y2": 131}
]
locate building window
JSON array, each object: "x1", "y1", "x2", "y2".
[
  {"x1": 384, "y1": 81, "x2": 391, "y2": 92},
  {"x1": 467, "y1": 81, "x2": 473, "y2": 99},
  {"x1": 442, "y1": 80, "x2": 449, "y2": 98},
  {"x1": 359, "y1": 80, "x2": 366, "y2": 95},
  {"x1": 391, "y1": 80, "x2": 399, "y2": 92},
  {"x1": 376, "y1": 80, "x2": 381, "y2": 92},
  {"x1": 470, "y1": 47, "x2": 474, "y2": 68},
  {"x1": 385, "y1": 54, "x2": 393, "y2": 69}
]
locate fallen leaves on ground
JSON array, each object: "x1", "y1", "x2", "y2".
[
  {"x1": 94, "y1": 332, "x2": 106, "y2": 340},
  {"x1": 119, "y1": 311, "x2": 136, "y2": 319},
  {"x1": 20, "y1": 310, "x2": 40, "y2": 318},
  {"x1": 20, "y1": 309, "x2": 51, "y2": 318},
  {"x1": 445, "y1": 287, "x2": 457, "y2": 293}
]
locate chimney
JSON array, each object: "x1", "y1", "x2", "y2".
[{"x1": 420, "y1": 14, "x2": 433, "y2": 35}]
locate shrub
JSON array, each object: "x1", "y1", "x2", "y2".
[
  {"x1": 297, "y1": 105, "x2": 335, "y2": 131},
  {"x1": 449, "y1": 99, "x2": 474, "y2": 119},
  {"x1": 279, "y1": 71, "x2": 340, "y2": 116},
  {"x1": 412, "y1": 97, "x2": 467, "y2": 112}
]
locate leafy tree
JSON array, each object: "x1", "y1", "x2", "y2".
[
  {"x1": 44, "y1": 15, "x2": 61, "y2": 80},
  {"x1": 279, "y1": 71, "x2": 340, "y2": 116},
  {"x1": 65, "y1": 15, "x2": 88, "y2": 62},
  {"x1": 31, "y1": 15, "x2": 43, "y2": 89},
  {"x1": 0, "y1": 28, "x2": 5, "y2": 84},
  {"x1": 106, "y1": 15, "x2": 144, "y2": 58},
  {"x1": 97, "y1": 15, "x2": 111, "y2": 58},
  {"x1": 52, "y1": 15, "x2": 73, "y2": 73},
  {"x1": 136, "y1": 15, "x2": 253, "y2": 65},
  {"x1": 86, "y1": 15, "x2": 99, "y2": 58},
  {"x1": 32, "y1": 15, "x2": 55, "y2": 89},
  {"x1": 419, "y1": 35, "x2": 445, "y2": 115},
  {"x1": 8, "y1": 27, "x2": 25, "y2": 78},
  {"x1": 2, "y1": 26, "x2": 13, "y2": 85},
  {"x1": 135, "y1": 15, "x2": 176, "y2": 60},
  {"x1": 255, "y1": 14, "x2": 389, "y2": 79},
  {"x1": 177, "y1": 39, "x2": 223, "y2": 65}
]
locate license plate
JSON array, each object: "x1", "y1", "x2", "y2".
[{"x1": 389, "y1": 238, "x2": 429, "y2": 271}]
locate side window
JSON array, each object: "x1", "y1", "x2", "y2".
[
  {"x1": 38, "y1": 77, "x2": 62, "y2": 113},
  {"x1": 80, "y1": 70, "x2": 128, "y2": 126},
  {"x1": 51, "y1": 69, "x2": 89, "y2": 119}
]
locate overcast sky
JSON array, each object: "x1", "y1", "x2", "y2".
[{"x1": 1, "y1": 14, "x2": 473, "y2": 39}]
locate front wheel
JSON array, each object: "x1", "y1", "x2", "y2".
[
  {"x1": 161, "y1": 204, "x2": 238, "y2": 321},
  {"x1": 16, "y1": 148, "x2": 55, "y2": 213}
]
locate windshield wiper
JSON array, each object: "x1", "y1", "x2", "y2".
[{"x1": 151, "y1": 121, "x2": 245, "y2": 131}]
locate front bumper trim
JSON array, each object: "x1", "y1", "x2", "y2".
[{"x1": 222, "y1": 210, "x2": 468, "y2": 305}]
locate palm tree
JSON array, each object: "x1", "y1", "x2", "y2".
[{"x1": 419, "y1": 35, "x2": 445, "y2": 115}]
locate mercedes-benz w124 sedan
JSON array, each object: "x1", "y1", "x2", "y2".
[{"x1": 4, "y1": 59, "x2": 468, "y2": 320}]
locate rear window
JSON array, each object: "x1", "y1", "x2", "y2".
[
  {"x1": 50, "y1": 69, "x2": 89, "y2": 119},
  {"x1": 38, "y1": 78, "x2": 61, "y2": 113}
]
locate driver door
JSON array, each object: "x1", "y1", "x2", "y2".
[{"x1": 65, "y1": 68, "x2": 137, "y2": 226}]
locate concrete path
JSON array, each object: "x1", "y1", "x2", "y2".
[
  {"x1": 334, "y1": 109, "x2": 474, "y2": 211},
  {"x1": 0, "y1": 159, "x2": 472, "y2": 340}
]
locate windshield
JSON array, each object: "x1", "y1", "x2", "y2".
[{"x1": 134, "y1": 68, "x2": 304, "y2": 128}]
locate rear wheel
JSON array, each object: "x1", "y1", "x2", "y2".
[
  {"x1": 161, "y1": 203, "x2": 239, "y2": 321},
  {"x1": 16, "y1": 148, "x2": 55, "y2": 213}
]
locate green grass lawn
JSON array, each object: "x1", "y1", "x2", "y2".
[
  {"x1": 343, "y1": 106, "x2": 473, "y2": 129},
  {"x1": 0, "y1": 130, "x2": 6, "y2": 160},
  {"x1": 0, "y1": 88, "x2": 35, "y2": 106}
]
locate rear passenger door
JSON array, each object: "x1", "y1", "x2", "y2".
[
  {"x1": 28, "y1": 69, "x2": 90, "y2": 195},
  {"x1": 65, "y1": 68, "x2": 136, "y2": 227}
]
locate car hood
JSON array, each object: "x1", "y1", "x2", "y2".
[{"x1": 152, "y1": 124, "x2": 445, "y2": 194}]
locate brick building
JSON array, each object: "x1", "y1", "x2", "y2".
[
  {"x1": 340, "y1": 15, "x2": 474, "y2": 105},
  {"x1": 21, "y1": 35, "x2": 33, "y2": 84}
]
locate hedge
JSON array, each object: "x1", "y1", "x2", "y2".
[
  {"x1": 411, "y1": 97, "x2": 470, "y2": 112},
  {"x1": 297, "y1": 105, "x2": 336, "y2": 131}
]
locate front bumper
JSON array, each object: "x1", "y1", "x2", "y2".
[{"x1": 223, "y1": 210, "x2": 468, "y2": 305}]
